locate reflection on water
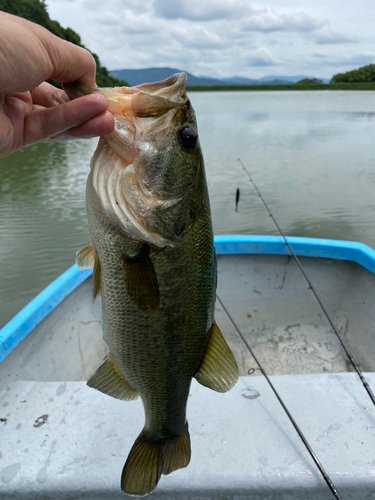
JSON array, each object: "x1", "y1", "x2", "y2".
[
  {"x1": 0, "y1": 139, "x2": 95, "y2": 327},
  {"x1": 1, "y1": 90, "x2": 375, "y2": 327}
]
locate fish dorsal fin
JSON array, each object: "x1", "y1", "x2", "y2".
[
  {"x1": 195, "y1": 321, "x2": 239, "y2": 393},
  {"x1": 92, "y1": 252, "x2": 101, "y2": 302},
  {"x1": 124, "y1": 246, "x2": 160, "y2": 311},
  {"x1": 76, "y1": 243, "x2": 95, "y2": 270},
  {"x1": 87, "y1": 355, "x2": 138, "y2": 401}
]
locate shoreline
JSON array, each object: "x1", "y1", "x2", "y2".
[{"x1": 187, "y1": 83, "x2": 375, "y2": 91}]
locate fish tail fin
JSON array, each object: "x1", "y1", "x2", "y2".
[{"x1": 121, "y1": 425, "x2": 191, "y2": 497}]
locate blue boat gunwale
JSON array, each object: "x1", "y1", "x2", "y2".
[{"x1": 1, "y1": 235, "x2": 375, "y2": 364}]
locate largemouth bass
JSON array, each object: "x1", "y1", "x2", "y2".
[{"x1": 66, "y1": 73, "x2": 238, "y2": 497}]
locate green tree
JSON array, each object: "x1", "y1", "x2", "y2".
[
  {"x1": 0, "y1": 0, "x2": 128, "y2": 87},
  {"x1": 331, "y1": 64, "x2": 375, "y2": 83},
  {"x1": 296, "y1": 78, "x2": 323, "y2": 85}
]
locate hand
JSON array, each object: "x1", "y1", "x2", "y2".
[{"x1": 0, "y1": 12, "x2": 115, "y2": 158}]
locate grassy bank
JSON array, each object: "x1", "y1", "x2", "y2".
[{"x1": 187, "y1": 82, "x2": 375, "y2": 91}]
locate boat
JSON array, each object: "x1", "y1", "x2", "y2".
[{"x1": 1, "y1": 234, "x2": 374, "y2": 499}]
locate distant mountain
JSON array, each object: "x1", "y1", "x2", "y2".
[
  {"x1": 110, "y1": 67, "x2": 226, "y2": 86},
  {"x1": 219, "y1": 76, "x2": 259, "y2": 85},
  {"x1": 257, "y1": 75, "x2": 330, "y2": 84},
  {"x1": 110, "y1": 68, "x2": 330, "y2": 86}
]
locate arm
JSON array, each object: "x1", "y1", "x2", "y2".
[{"x1": 0, "y1": 12, "x2": 114, "y2": 158}]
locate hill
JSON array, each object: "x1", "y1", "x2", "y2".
[
  {"x1": 110, "y1": 68, "x2": 330, "y2": 87},
  {"x1": 0, "y1": 0, "x2": 128, "y2": 87},
  {"x1": 110, "y1": 67, "x2": 226, "y2": 87}
]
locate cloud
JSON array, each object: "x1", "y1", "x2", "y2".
[
  {"x1": 242, "y1": 8, "x2": 326, "y2": 33},
  {"x1": 313, "y1": 51, "x2": 375, "y2": 67},
  {"x1": 117, "y1": 11, "x2": 161, "y2": 35},
  {"x1": 46, "y1": 0, "x2": 375, "y2": 80},
  {"x1": 312, "y1": 28, "x2": 357, "y2": 44},
  {"x1": 155, "y1": 0, "x2": 327, "y2": 35},
  {"x1": 173, "y1": 25, "x2": 226, "y2": 50},
  {"x1": 246, "y1": 47, "x2": 277, "y2": 67},
  {"x1": 154, "y1": 0, "x2": 251, "y2": 21}
]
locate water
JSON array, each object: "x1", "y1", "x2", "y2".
[{"x1": 1, "y1": 90, "x2": 375, "y2": 328}]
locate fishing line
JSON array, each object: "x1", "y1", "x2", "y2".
[
  {"x1": 238, "y1": 158, "x2": 375, "y2": 407},
  {"x1": 216, "y1": 294, "x2": 342, "y2": 499}
]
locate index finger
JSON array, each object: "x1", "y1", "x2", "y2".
[
  {"x1": 0, "y1": 13, "x2": 97, "y2": 93},
  {"x1": 29, "y1": 19, "x2": 97, "y2": 89}
]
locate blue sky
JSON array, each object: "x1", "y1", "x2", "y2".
[{"x1": 47, "y1": 0, "x2": 375, "y2": 79}]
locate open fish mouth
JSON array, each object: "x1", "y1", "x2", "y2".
[{"x1": 65, "y1": 74, "x2": 189, "y2": 247}]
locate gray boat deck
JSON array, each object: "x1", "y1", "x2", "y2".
[
  {"x1": 1, "y1": 374, "x2": 374, "y2": 499},
  {"x1": 1, "y1": 254, "x2": 375, "y2": 498}
]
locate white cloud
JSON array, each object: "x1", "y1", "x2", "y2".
[
  {"x1": 154, "y1": 0, "x2": 252, "y2": 21},
  {"x1": 246, "y1": 47, "x2": 277, "y2": 67},
  {"x1": 314, "y1": 52, "x2": 375, "y2": 67},
  {"x1": 117, "y1": 11, "x2": 161, "y2": 35},
  {"x1": 312, "y1": 27, "x2": 357, "y2": 45},
  {"x1": 241, "y1": 8, "x2": 326, "y2": 33},
  {"x1": 45, "y1": 0, "x2": 375, "y2": 80}
]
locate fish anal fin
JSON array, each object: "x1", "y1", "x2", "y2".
[
  {"x1": 87, "y1": 355, "x2": 138, "y2": 401},
  {"x1": 121, "y1": 426, "x2": 190, "y2": 497},
  {"x1": 195, "y1": 321, "x2": 239, "y2": 393},
  {"x1": 76, "y1": 243, "x2": 95, "y2": 270},
  {"x1": 124, "y1": 246, "x2": 160, "y2": 311},
  {"x1": 92, "y1": 252, "x2": 101, "y2": 301}
]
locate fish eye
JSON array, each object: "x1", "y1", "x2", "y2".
[{"x1": 178, "y1": 127, "x2": 198, "y2": 150}]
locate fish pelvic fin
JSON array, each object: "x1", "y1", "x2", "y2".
[
  {"x1": 76, "y1": 243, "x2": 95, "y2": 270},
  {"x1": 124, "y1": 245, "x2": 160, "y2": 311},
  {"x1": 87, "y1": 355, "x2": 138, "y2": 401},
  {"x1": 195, "y1": 321, "x2": 239, "y2": 393},
  {"x1": 121, "y1": 425, "x2": 191, "y2": 497}
]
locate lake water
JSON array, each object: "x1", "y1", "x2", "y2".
[{"x1": 1, "y1": 90, "x2": 375, "y2": 328}]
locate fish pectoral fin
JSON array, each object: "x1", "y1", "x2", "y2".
[
  {"x1": 124, "y1": 245, "x2": 160, "y2": 311},
  {"x1": 195, "y1": 321, "x2": 239, "y2": 393},
  {"x1": 87, "y1": 355, "x2": 138, "y2": 401},
  {"x1": 92, "y1": 252, "x2": 101, "y2": 302},
  {"x1": 76, "y1": 243, "x2": 95, "y2": 270},
  {"x1": 121, "y1": 425, "x2": 191, "y2": 497}
]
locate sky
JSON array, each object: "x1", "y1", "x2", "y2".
[{"x1": 46, "y1": 0, "x2": 375, "y2": 80}]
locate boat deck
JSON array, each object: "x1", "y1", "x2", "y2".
[
  {"x1": 1, "y1": 253, "x2": 374, "y2": 383},
  {"x1": 1, "y1": 249, "x2": 375, "y2": 498},
  {"x1": 1, "y1": 374, "x2": 374, "y2": 499}
]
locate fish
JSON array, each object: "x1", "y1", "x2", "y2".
[{"x1": 65, "y1": 73, "x2": 239, "y2": 497}]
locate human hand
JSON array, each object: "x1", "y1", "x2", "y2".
[{"x1": 0, "y1": 12, "x2": 115, "y2": 158}]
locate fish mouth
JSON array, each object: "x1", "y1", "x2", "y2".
[
  {"x1": 65, "y1": 74, "x2": 188, "y2": 247},
  {"x1": 64, "y1": 73, "x2": 188, "y2": 160}
]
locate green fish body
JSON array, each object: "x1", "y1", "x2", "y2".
[{"x1": 72, "y1": 74, "x2": 238, "y2": 497}]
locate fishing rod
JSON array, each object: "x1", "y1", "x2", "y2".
[
  {"x1": 238, "y1": 157, "x2": 375, "y2": 407},
  {"x1": 216, "y1": 295, "x2": 342, "y2": 499}
]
